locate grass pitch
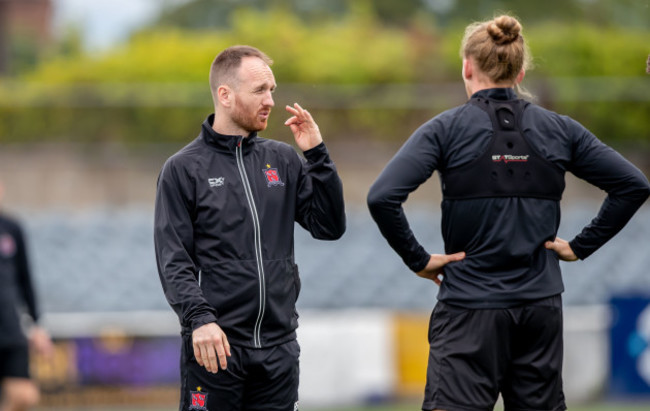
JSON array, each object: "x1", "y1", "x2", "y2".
[{"x1": 34, "y1": 399, "x2": 650, "y2": 410}]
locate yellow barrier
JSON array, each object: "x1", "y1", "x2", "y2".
[{"x1": 393, "y1": 312, "x2": 430, "y2": 398}]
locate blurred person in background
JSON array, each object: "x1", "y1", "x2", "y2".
[
  {"x1": 367, "y1": 14, "x2": 650, "y2": 411},
  {"x1": 0, "y1": 180, "x2": 53, "y2": 411},
  {"x1": 154, "y1": 45, "x2": 345, "y2": 411}
]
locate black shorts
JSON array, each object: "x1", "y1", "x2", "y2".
[
  {"x1": 179, "y1": 336, "x2": 300, "y2": 411},
  {"x1": 423, "y1": 295, "x2": 566, "y2": 411},
  {"x1": 0, "y1": 344, "x2": 30, "y2": 379}
]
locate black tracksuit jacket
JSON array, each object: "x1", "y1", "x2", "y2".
[
  {"x1": 154, "y1": 115, "x2": 345, "y2": 348},
  {"x1": 368, "y1": 88, "x2": 650, "y2": 309},
  {"x1": 0, "y1": 213, "x2": 38, "y2": 347}
]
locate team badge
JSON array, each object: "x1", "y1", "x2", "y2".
[
  {"x1": 189, "y1": 386, "x2": 208, "y2": 410},
  {"x1": 0, "y1": 234, "x2": 16, "y2": 258},
  {"x1": 262, "y1": 164, "x2": 284, "y2": 187}
]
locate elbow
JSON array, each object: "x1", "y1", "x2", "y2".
[
  {"x1": 366, "y1": 185, "x2": 384, "y2": 213},
  {"x1": 333, "y1": 219, "x2": 346, "y2": 240},
  {"x1": 310, "y1": 210, "x2": 346, "y2": 241},
  {"x1": 313, "y1": 222, "x2": 345, "y2": 241},
  {"x1": 630, "y1": 173, "x2": 650, "y2": 202},
  {"x1": 642, "y1": 182, "x2": 650, "y2": 201},
  {"x1": 326, "y1": 213, "x2": 346, "y2": 240},
  {"x1": 629, "y1": 180, "x2": 650, "y2": 204},
  {"x1": 367, "y1": 184, "x2": 392, "y2": 219}
]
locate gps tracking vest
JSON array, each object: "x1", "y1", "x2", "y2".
[{"x1": 441, "y1": 97, "x2": 565, "y2": 200}]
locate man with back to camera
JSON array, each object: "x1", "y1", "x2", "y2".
[
  {"x1": 367, "y1": 14, "x2": 650, "y2": 411},
  {"x1": 0, "y1": 180, "x2": 53, "y2": 411},
  {"x1": 154, "y1": 45, "x2": 346, "y2": 410}
]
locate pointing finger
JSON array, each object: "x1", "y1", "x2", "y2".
[
  {"x1": 285, "y1": 104, "x2": 299, "y2": 117},
  {"x1": 295, "y1": 104, "x2": 315, "y2": 122},
  {"x1": 286, "y1": 103, "x2": 312, "y2": 122}
]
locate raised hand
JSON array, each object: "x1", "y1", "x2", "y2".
[{"x1": 284, "y1": 103, "x2": 323, "y2": 151}]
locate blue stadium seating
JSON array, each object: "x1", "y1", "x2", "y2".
[{"x1": 20, "y1": 205, "x2": 650, "y2": 314}]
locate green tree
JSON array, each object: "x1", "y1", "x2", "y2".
[{"x1": 1, "y1": 5, "x2": 647, "y2": 145}]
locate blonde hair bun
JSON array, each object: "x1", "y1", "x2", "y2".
[
  {"x1": 487, "y1": 15, "x2": 521, "y2": 45},
  {"x1": 460, "y1": 14, "x2": 531, "y2": 86}
]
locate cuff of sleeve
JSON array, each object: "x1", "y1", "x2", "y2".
[
  {"x1": 191, "y1": 313, "x2": 218, "y2": 331},
  {"x1": 568, "y1": 239, "x2": 588, "y2": 260},
  {"x1": 408, "y1": 248, "x2": 431, "y2": 273},
  {"x1": 303, "y1": 142, "x2": 327, "y2": 160}
]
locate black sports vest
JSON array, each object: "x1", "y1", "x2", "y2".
[{"x1": 441, "y1": 96, "x2": 565, "y2": 200}]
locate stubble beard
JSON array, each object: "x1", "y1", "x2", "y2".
[{"x1": 231, "y1": 103, "x2": 268, "y2": 134}]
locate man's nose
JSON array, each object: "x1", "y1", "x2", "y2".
[{"x1": 264, "y1": 92, "x2": 274, "y2": 107}]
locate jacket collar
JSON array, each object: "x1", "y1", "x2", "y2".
[
  {"x1": 471, "y1": 87, "x2": 518, "y2": 101},
  {"x1": 201, "y1": 114, "x2": 258, "y2": 154}
]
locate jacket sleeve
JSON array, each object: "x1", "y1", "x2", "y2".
[
  {"x1": 367, "y1": 121, "x2": 440, "y2": 272},
  {"x1": 13, "y1": 221, "x2": 39, "y2": 323},
  {"x1": 154, "y1": 158, "x2": 218, "y2": 331},
  {"x1": 295, "y1": 142, "x2": 346, "y2": 240},
  {"x1": 566, "y1": 119, "x2": 650, "y2": 259}
]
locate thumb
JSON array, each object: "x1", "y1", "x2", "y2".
[
  {"x1": 448, "y1": 251, "x2": 466, "y2": 262},
  {"x1": 544, "y1": 240, "x2": 556, "y2": 250}
]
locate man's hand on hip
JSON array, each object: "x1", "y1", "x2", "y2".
[
  {"x1": 417, "y1": 252, "x2": 466, "y2": 285},
  {"x1": 192, "y1": 322, "x2": 231, "y2": 373},
  {"x1": 545, "y1": 237, "x2": 578, "y2": 261}
]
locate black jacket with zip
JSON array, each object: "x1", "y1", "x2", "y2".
[{"x1": 154, "y1": 114, "x2": 345, "y2": 348}]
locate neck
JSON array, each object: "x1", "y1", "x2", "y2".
[
  {"x1": 465, "y1": 71, "x2": 516, "y2": 98},
  {"x1": 211, "y1": 111, "x2": 247, "y2": 137},
  {"x1": 466, "y1": 80, "x2": 515, "y2": 98}
]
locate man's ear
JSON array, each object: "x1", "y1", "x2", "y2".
[
  {"x1": 515, "y1": 68, "x2": 526, "y2": 85},
  {"x1": 217, "y1": 85, "x2": 232, "y2": 108}
]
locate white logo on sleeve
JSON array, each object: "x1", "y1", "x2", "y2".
[{"x1": 208, "y1": 177, "x2": 225, "y2": 187}]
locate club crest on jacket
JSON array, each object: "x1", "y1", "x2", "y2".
[{"x1": 263, "y1": 164, "x2": 284, "y2": 187}]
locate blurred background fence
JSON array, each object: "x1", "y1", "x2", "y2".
[{"x1": 0, "y1": 0, "x2": 649, "y2": 409}]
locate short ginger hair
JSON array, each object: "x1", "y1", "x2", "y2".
[{"x1": 209, "y1": 45, "x2": 273, "y2": 101}]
